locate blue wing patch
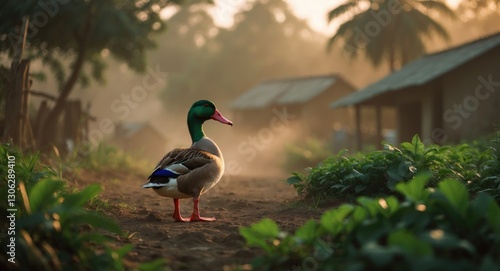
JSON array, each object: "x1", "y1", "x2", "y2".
[{"x1": 151, "y1": 168, "x2": 180, "y2": 178}]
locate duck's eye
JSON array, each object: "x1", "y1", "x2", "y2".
[{"x1": 203, "y1": 104, "x2": 209, "y2": 107}]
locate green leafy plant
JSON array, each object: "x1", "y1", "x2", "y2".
[
  {"x1": 241, "y1": 175, "x2": 500, "y2": 271},
  {"x1": 62, "y1": 142, "x2": 150, "y2": 174},
  {"x1": 288, "y1": 135, "x2": 500, "y2": 203},
  {"x1": 0, "y1": 144, "x2": 166, "y2": 270}
]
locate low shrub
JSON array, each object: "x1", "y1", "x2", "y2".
[
  {"x1": 287, "y1": 135, "x2": 500, "y2": 203},
  {"x1": 240, "y1": 175, "x2": 500, "y2": 271},
  {"x1": 0, "y1": 144, "x2": 165, "y2": 270}
]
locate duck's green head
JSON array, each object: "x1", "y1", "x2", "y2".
[
  {"x1": 187, "y1": 100, "x2": 233, "y2": 142},
  {"x1": 189, "y1": 100, "x2": 233, "y2": 126}
]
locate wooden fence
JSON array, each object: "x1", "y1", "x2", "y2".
[{"x1": 1, "y1": 16, "x2": 95, "y2": 152}]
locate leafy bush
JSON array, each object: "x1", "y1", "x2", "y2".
[
  {"x1": 240, "y1": 175, "x2": 500, "y2": 271},
  {"x1": 60, "y1": 142, "x2": 150, "y2": 174},
  {"x1": 0, "y1": 144, "x2": 165, "y2": 270},
  {"x1": 287, "y1": 135, "x2": 500, "y2": 202}
]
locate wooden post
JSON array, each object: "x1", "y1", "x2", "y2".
[
  {"x1": 3, "y1": 16, "x2": 29, "y2": 148},
  {"x1": 3, "y1": 16, "x2": 29, "y2": 145},
  {"x1": 20, "y1": 64, "x2": 32, "y2": 148},
  {"x1": 74, "y1": 100, "x2": 82, "y2": 145},
  {"x1": 63, "y1": 100, "x2": 83, "y2": 149},
  {"x1": 355, "y1": 105, "x2": 362, "y2": 151},
  {"x1": 375, "y1": 105, "x2": 382, "y2": 149},
  {"x1": 35, "y1": 101, "x2": 51, "y2": 144},
  {"x1": 84, "y1": 102, "x2": 92, "y2": 141}
]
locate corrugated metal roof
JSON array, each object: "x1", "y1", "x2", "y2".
[
  {"x1": 231, "y1": 75, "x2": 341, "y2": 109},
  {"x1": 331, "y1": 32, "x2": 500, "y2": 108}
]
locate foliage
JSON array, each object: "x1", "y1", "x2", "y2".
[
  {"x1": 282, "y1": 138, "x2": 331, "y2": 172},
  {"x1": 63, "y1": 142, "x2": 150, "y2": 174},
  {"x1": 160, "y1": 0, "x2": 333, "y2": 110},
  {"x1": 327, "y1": 0, "x2": 456, "y2": 71},
  {"x1": 0, "y1": 144, "x2": 165, "y2": 270},
  {"x1": 287, "y1": 135, "x2": 500, "y2": 203},
  {"x1": 240, "y1": 176, "x2": 500, "y2": 271},
  {"x1": 0, "y1": 0, "x2": 191, "y2": 150},
  {"x1": 0, "y1": 0, "x2": 184, "y2": 78}
]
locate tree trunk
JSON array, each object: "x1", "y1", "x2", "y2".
[
  {"x1": 3, "y1": 16, "x2": 29, "y2": 146},
  {"x1": 37, "y1": 43, "x2": 87, "y2": 151},
  {"x1": 37, "y1": 3, "x2": 93, "y2": 151}
]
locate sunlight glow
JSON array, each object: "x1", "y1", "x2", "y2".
[
  {"x1": 378, "y1": 198, "x2": 388, "y2": 209},
  {"x1": 416, "y1": 204, "x2": 426, "y2": 212},
  {"x1": 430, "y1": 229, "x2": 444, "y2": 240},
  {"x1": 159, "y1": 0, "x2": 465, "y2": 35}
]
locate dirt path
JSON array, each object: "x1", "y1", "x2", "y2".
[{"x1": 73, "y1": 170, "x2": 324, "y2": 270}]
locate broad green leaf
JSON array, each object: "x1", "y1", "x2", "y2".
[
  {"x1": 360, "y1": 241, "x2": 397, "y2": 267},
  {"x1": 76, "y1": 232, "x2": 112, "y2": 244},
  {"x1": 331, "y1": 184, "x2": 346, "y2": 190},
  {"x1": 137, "y1": 258, "x2": 167, "y2": 271},
  {"x1": 411, "y1": 134, "x2": 425, "y2": 153},
  {"x1": 351, "y1": 206, "x2": 368, "y2": 224},
  {"x1": 438, "y1": 179, "x2": 469, "y2": 216},
  {"x1": 472, "y1": 192, "x2": 500, "y2": 229},
  {"x1": 64, "y1": 212, "x2": 121, "y2": 234},
  {"x1": 478, "y1": 257, "x2": 500, "y2": 271},
  {"x1": 346, "y1": 169, "x2": 364, "y2": 179},
  {"x1": 384, "y1": 196, "x2": 400, "y2": 213},
  {"x1": 294, "y1": 220, "x2": 319, "y2": 243},
  {"x1": 286, "y1": 175, "x2": 302, "y2": 185},
  {"x1": 355, "y1": 185, "x2": 366, "y2": 193},
  {"x1": 356, "y1": 220, "x2": 391, "y2": 243},
  {"x1": 248, "y1": 218, "x2": 279, "y2": 238},
  {"x1": 388, "y1": 229, "x2": 433, "y2": 257},
  {"x1": 240, "y1": 219, "x2": 281, "y2": 253},
  {"x1": 487, "y1": 202, "x2": 500, "y2": 231},
  {"x1": 474, "y1": 193, "x2": 500, "y2": 230},
  {"x1": 115, "y1": 244, "x2": 134, "y2": 257},
  {"x1": 395, "y1": 173, "x2": 430, "y2": 202},
  {"x1": 28, "y1": 179, "x2": 65, "y2": 212},
  {"x1": 386, "y1": 168, "x2": 403, "y2": 182},
  {"x1": 320, "y1": 205, "x2": 354, "y2": 235},
  {"x1": 313, "y1": 239, "x2": 334, "y2": 261},
  {"x1": 63, "y1": 184, "x2": 102, "y2": 207},
  {"x1": 420, "y1": 229, "x2": 475, "y2": 253},
  {"x1": 357, "y1": 197, "x2": 382, "y2": 217}
]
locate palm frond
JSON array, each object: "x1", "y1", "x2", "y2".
[
  {"x1": 327, "y1": 21, "x2": 352, "y2": 50},
  {"x1": 407, "y1": 8, "x2": 451, "y2": 41},
  {"x1": 327, "y1": 1, "x2": 359, "y2": 23},
  {"x1": 416, "y1": 0, "x2": 457, "y2": 20},
  {"x1": 327, "y1": 12, "x2": 370, "y2": 50}
]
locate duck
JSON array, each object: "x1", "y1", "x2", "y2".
[{"x1": 142, "y1": 100, "x2": 233, "y2": 222}]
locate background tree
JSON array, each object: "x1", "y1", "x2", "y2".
[
  {"x1": 0, "y1": 0, "x2": 191, "y2": 150},
  {"x1": 161, "y1": 0, "x2": 333, "y2": 110},
  {"x1": 327, "y1": 0, "x2": 456, "y2": 71},
  {"x1": 148, "y1": 0, "x2": 218, "y2": 74}
]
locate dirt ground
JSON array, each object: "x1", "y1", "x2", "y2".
[{"x1": 71, "y1": 170, "x2": 326, "y2": 270}]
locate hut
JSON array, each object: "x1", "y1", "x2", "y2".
[
  {"x1": 332, "y1": 33, "x2": 500, "y2": 149},
  {"x1": 231, "y1": 74, "x2": 357, "y2": 147}
]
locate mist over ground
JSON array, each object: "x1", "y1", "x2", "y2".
[{"x1": 29, "y1": 0, "x2": 500, "y2": 176}]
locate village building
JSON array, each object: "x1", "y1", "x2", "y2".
[
  {"x1": 231, "y1": 74, "x2": 358, "y2": 149},
  {"x1": 332, "y1": 33, "x2": 500, "y2": 149}
]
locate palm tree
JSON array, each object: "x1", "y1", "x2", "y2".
[{"x1": 327, "y1": 0, "x2": 456, "y2": 71}]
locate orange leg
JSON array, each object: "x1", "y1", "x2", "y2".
[
  {"x1": 189, "y1": 197, "x2": 215, "y2": 222},
  {"x1": 172, "y1": 198, "x2": 189, "y2": 222}
]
